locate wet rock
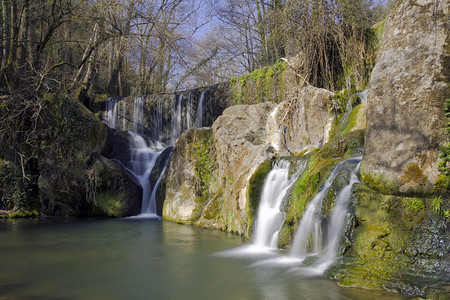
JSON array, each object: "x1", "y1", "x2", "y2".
[{"x1": 89, "y1": 154, "x2": 142, "y2": 217}]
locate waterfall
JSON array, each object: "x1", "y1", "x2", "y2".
[
  {"x1": 143, "y1": 152, "x2": 172, "y2": 214},
  {"x1": 311, "y1": 158, "x2": 361, "y2": 273},
  {"x1": 289, "y1": 160, "x2": 346, "y2": 258},
  {"x1": 105, "y1": 90, "x2": 210, "y2": 218},
  {"x1": 186, "y1": 93, "x2": 194, "y2": 130},
  {"x1": 225, "y1": 156, "x2": 362, "y2": 276},
  {"x1": 133, "y1": 97, "x2": 144, "y2": 134},
  {"x1": 104, "y1": 97, "x2": 119, "y2": 129},
  {"x1": 171, "y1": 94, "x2": 183, "y2": 145},
  {"x1": 195, "y1": 90, "x2": 206, "y2": 128},
  {"x1": 357, "y1": 89, "x2": 369, "y2": 103},
  {"x1": 288, "y1": 156, "x2": 362, "y2": 274},
  {"x1": 127, "y1": 133, "x2": 164, "y2": 216},
  {"x1": 253, "y1": 160, "x2": 305, "y2": 249},
  {"x1": 152, "y1": 97, "x2": 163, "y2": 142}
]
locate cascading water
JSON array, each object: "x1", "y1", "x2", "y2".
[
  {"x1": 104, "y1": 91, "x2": 204, "y2": 218},
  {"x1": 226, "y1": 156, "x2": 362, "y2": 277},
  {"x1": 311, "y1": 157, "x2": 361, "y2": 273},
  {"x1": 288, "y1": 156, "x2": 362, "y2": 274},
  {"x1": 253, "y1": 160, "x2": 305, "y2": 250},
  {"x1": 289, "y1": 160, "x2": 348, "y2": 258},
  {"x1": 127, "y1": 132, "x2": 164, "y2": 217},
  {"x1": 195, "y1": 90, "x2": 206, "y2": 128},
  {"x1": 104, "y1": 97, "x2": 120, "y2": 129},
  {"x1": 357, "y1": 89, "x2": 369, "y2": 103}
]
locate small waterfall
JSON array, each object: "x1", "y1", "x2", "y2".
[
  {"x1": 195, "y1": 90, "x2": 206, "y2": 128},
  {"x1": 127, "y1": 133, "x2": 164, "y2": 216},
  {"x1": 289, "y1": 160, "x2": 346, "y2": 258},
  {"x1": 143, "y1": 152, "x2": 172, "y2": 214},
  {"x1": 312, "y1": 158, "x2": 361, "y2": 273},
  {"x1": 104, "y1": 97, "x2": 119, "y2": 129},
  {"x1": 185, "y1": 93, "x2": 194, "y2": 130},
  {"x1": 171, "y1": 94, "x2": 183, "y2": 145},
  {"x1": 253, "y1": 160, "x2": 304, "y2": 249},
  {"x1": 105, "y1": 90, "x2": 211, "y2": 218},
  {"x1": 133, "y1": 97, "x2": 144, "y2": 134},
  {"x1": 357, "y1": 89, "x2": 369, "y2": 103},
  {"x1": 152, "y1": 98, "x2": 163, "y2": 142},
  {"x1": 289, "y1": 156, "x2": 362, "y2": 274}
]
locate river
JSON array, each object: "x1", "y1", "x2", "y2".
[{"x1": 0, "y1": 218, "x2": 410, "y2": 299}]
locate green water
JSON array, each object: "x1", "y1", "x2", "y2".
[{"x1": 0, "y1": 218, "x2": 410, "y2": 299}]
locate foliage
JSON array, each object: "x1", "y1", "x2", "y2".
[{"x1": 230, "y1": 62, "x2": 287, "y2": 104}]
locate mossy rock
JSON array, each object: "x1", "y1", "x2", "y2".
[
  {"x1": 329, "y1": 185, "x2": 450, "y2": 296},
  {"x1": 247, "y1": 159, "x2": 273, "y2": 218},
  {"x1": 279, "y1": 130, "x2": 364, "y2": 249},
  {"x1": 88, "y1": 154, "x2": 142, "y2": 217}
]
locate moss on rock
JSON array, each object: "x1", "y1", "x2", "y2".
[{"x1": 328, "y1": 185, "x2": 450, "y2": 296}]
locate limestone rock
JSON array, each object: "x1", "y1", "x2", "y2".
[
  {"x1": 163, "y1": 128, "x2": 217, "y2": 223},
  {"x1": 277, "y1": 86, "x2": 334, "y2": 154},
  {"x1": 212, "y1": 102, "x2": 278, "y2": 235},
  {"x1": 362, "y1": 0, "x2": 449, "y2": 195}
]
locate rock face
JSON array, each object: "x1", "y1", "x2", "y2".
[
  {"x1": 330, "y1": 185, "x2": 450, "y2": 297},
  {"x1": 211, "y1": 103, "x2": 278, "y2": 234},
  {"x1": 161, "y1": 85, "x2": 337, "y2": 235},
  {"x1": 89, "y1": 154, "x2": 142, "y2": 217},
  {"x1": 0, "y1": 93, "x2": 142, "y2": 217},
  {"x1": 277, "y1": 86, "x2": 334, "y2": 154},
  {"x1": 163, "y1": 128, "x2": 219, "y2": 223},
  {"x1": 163, "y1": 103, "x2": 282, "y2": 235},
  {"x1": 362, "y1": 0, "x2": 450, "y2": 195}
]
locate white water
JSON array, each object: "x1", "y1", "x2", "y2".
[
  {"x1": 219, "y1": 156, "x2": 362, "y2": 277},
  {"x1": 171, "y1": 94, "x2": 183, "y2": 145},
  {"x1": 127, "y1": 133, "x2": 164, "y2": 217},
  {"x1": 290, "y1": 157, "x2": 361, "y2": 262},
  {"x1": 104, "y1": 91, "x2": 203, "y2": 218},
  {"x1": 104, "y1": 97, "x2": 119, "y2": 129},
  {"x1": 195, "y1": 90, "x2": 206, "y2": 128},
  {"x1": 311, "y1": 158, "x2": 361, "y2": 274},
  {"x1": 253, "y1": 160, "x2": 305, "y2": 250},
  {"x1": 357, "y1": 89, "x2": 369, "y2": 103}
]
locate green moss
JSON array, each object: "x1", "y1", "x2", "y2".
[
  {"x1": 95, "y1": 192, "x2": 123, "y2": 216},
  {"x1": 280, "y1": 154, "x2": 337, "y2": 248},
  {"x1": 342, "y1": 103, "x2": 364, "y2": 134},
  {"x1": 193, "y1": 135, "x2": 216, "y2": 197},
  {"x1": 400, "y1": 164, "x2": 428, "y2": 185},
  {"x1": 360, "y1": 166, "x2": 400, "y2": 195},
  {"x1": 435, "y1": 99, "x2": 450, "y2": 196},
  {"x1": 247, "y1": 159, "x2": 273, "y2": 219},
  {"x1": 330, "y1": 185, "x2": 449, "y2": 294},
  {"x1": 402, "y1": 197, "x2": 425, "y2": 213},
  {"x1": 8, "y1": 209, "x2": 38, "y2": 218},
  {"x1": 229, "y1": 61, "x2": 287, "y2": 105}
]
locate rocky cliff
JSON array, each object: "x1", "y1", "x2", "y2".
[{"x1": 362, "y1": 0, "x2": 449, "y2": 196}]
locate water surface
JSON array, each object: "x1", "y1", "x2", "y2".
[{"x1": 0, "y1": 218, "x2": 410, "y2": 299}]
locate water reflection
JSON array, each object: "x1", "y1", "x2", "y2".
[{"x1": 0, "y1": 218, "x2": 410, "y2": 299}]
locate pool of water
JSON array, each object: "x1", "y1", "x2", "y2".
[{"x1": 0, "y1": 218, "x2": 411, "y2": 299}]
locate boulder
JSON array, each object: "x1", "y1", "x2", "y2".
[
  {"x1": 163, "y1": 128, "x2": 218, "y2": 223},
  {"x1": 211, "y1": 102, "x2": 278, "y2": 235},
  {"x1": 362, "y1": 0, "x2": 449, "y2": 195},
  {"x1": 88, "y1": 154, "x2": 142, "y2": 217}
]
